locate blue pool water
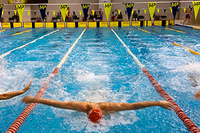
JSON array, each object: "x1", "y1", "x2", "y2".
[{"x1": 0, "y1": 26, "x2": 200, "y2": 132}]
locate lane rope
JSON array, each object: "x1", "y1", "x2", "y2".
[
  {"x1": 156, "y1": 26, "x2": 200, "y2": 38},
  {"x1": 0, "y1": 29, "x2": 59, "y2": 59},
  {"x1": 109, "y1": 26, "x2": 200, "y2": 133},
  {"x1": 0, "y1": 28, "x2": 33, "y2": 40},
  {"x1": 134, "y1": 26, "x2": 200, "y2": 55},
  {"x1": 6, "y1": 27, "x2": 88, "y2": 133}
]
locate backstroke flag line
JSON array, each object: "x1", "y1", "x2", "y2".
[
  {"x1": 192, "y1": 1, "x2": 200, "y2": 19},
  {"x1": 148, "y1": 2, "x2": 157, "y2": 20},
  {"x1": 104, "y1": 3, "x2": 112, "y2": 21},
  {"x1": 59, "y1": 4, "x2": 68, "y2": 22},
  {"x1": 16, "y1": 4, "x2": 25, "y2": 22},
  {"x1": 125, "y1": 3, "x2": 134, "y2": 20}
]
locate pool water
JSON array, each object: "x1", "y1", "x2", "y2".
[{"x1": 0, "y1": 26, "x2": 200, "y2": 133}]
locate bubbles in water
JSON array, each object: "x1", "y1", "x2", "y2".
[
  {"x1": 47, "y1": 68, "x2": 138, "y2": 132},
  {"x1": 0, "y1": 58, "x2": 32, "y2": 107}
]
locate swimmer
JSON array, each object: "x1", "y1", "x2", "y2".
[
  {"x1": 21, "y1": 96, "x2": 173, "y2": 123},
  {"x1": 183, "y1": 6, "x2": 192, "y2": 25},
  {"x1": 0, "y1": 81, "x2": 31, "y2": 100}
]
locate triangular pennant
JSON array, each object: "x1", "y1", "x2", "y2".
[
  {"x1": 92, "y1": 10, "x2": 95, "y2": 16},
  {"x1": 8, "y1": 11, "x2": 10, "y2": 15},
  {"x1": 0, "y1": 4, "x2": 3, "y2": 20},
  {"x1": 170, "y1": 7, "x2": 172, "y2": 13},
  {"x1": 192, "y1": 1, "x2": 200, "y2": 19},
  {"x1": 138, "y1": 9, "x2": 140, "y2": 14},
  {"x1": 53, "y1": 11, "x2": 55, "y2": 16},
  {"x1": 16, "y1": 5, "x2": 25, "y2": 22},
  {"x1": 183, "y1": 7, "x2": 186, "y2": 12},
  {"x1": 144, "y1": 9, "x2": 147, "y2": 14},
  {"x1": 164, "y1": 8, "x2": 166, "y2": 13},
  {"x1": 119, "y1": 9, "x2": 121, "y2": 14},
  {"x1": 148, "y1": 2, "x2": 157, "y2": 20},
  {"x1": 2, "y1": 10, "x2": 4, "y2": 15},
  {"x1": 132, "y1": 10, "x2": 134, "y2": 15},
  {"x1": 59, "y1": 4, "x2": 68, "y2": 22},
  {"x1": 125, "y1": 3, "x2": 134, "y2": 20},
  {"x1": 47, "y1": 11, "x2": 49, "y2": 15},
  {"x1": 38, "y1": 5, "x2": 47, "y2": 21},
  {"x1": 104, "y1": 3, "x2": 112, "y2": 21},
  {"x1": 81, "y1": 4, "x2": 90, "y2": 20},
  {"x1": 34, "y1": 11, "x2": 36, "y2": 15},
  {"x1": 157, "y1": 8, "x2": 160, "y2": 13},
  {"x1": 171, "y1": 2, "x2": 180, "y2": 19},
  {"x1": 112, "y1": 10, "x2": 114, "y2": 15},
  {"x1": 14, "y1": 10, "x2": 17, "y2": 15},
  {"x1": 79, "y1": 10, "x2": 82, "y2": 16},
  {"x1": 28, "y1": 11, "x2": 30, "y2": 15}
]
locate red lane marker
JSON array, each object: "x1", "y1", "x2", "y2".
[
  {"x1": 6, "y1": 67, "x2": 59, "y2": 133},
  {"x1": 6, "y1": 27, "x2": 65, "y2": 133},
  {"x1": 142, "y1": 67, "x2": 200, "y2": 133},
  {"x1": 109, "y1": 26, "x2": 111, "y2": 29}
]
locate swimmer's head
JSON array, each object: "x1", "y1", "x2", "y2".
[{"x1": 88, "y1": 109, "x2": 103, "y2": 123}]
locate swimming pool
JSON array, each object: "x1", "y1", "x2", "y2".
[{"x1": 0, "y1": 26, "x2": 200, "y2": 132}]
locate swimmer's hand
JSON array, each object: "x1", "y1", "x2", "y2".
[
  {"x1": 21, "y1": 96, "x2": 35, "y2": 104},
  {"x1": 22, "y1": 81, "x2": 32, "y2": 93},
  {"x1": 194, "y1": 91, "x2": 200, "y2": 100},
  {"x1": 158, "y1": 101, "x2": 173, "y2": 111}
]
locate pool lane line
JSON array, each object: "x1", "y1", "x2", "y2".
[
  {"x1": 0, "y1": 28, "x2": 35, "y2": 40},
  {"x1": 109, "y1": 26, "x2": 200, "y2": 133},
  {"x1": 0, "y1": 28, "x2": 59, "y2": 59},
  {"x1": 6, "y1": 27, "x2": 88, "y2": 133},
  {"x1": 156, "y1": 26, "x2": 200, "y2": 38},
  {"x1": 0, "y1": 29, "x2": 6, "y2": 32},
  {"x1": 133, "y1": 26, "x2": 200, "y2": 55},
  {"x1": 176, "y1": 24, "x2": 200, "y2": 30}
]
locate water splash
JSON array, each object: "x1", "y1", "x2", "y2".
[{"x1": 45, "y1": 69, "x2": 138, "y2": 132}]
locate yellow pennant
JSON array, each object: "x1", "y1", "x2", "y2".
[
  {"x1": 183, "y1": 7, "x2": 186, "y2": 12},
  {"x1": 2, "y1": 10, "x2": 4, "y2": 15},
  {"x1": 192, "y1": 1, "x2": 200, "y2": 19},
  {"x1": 104, "y1": 3, "x2": 112, "y2": 21},
  {"x1": 118, "y1": 9, "x2": 121, "y2": 14},
  {"x1": 148, "y1": 2, "x2": 157, "y2": 20},
  {"x1": 132, "y1": 10, "x2": 134, "y2": 15},
  {"x1": 92, "y1": 10, "x2": 95, "y2": 16},
  {"x1": 53, "y1": 11, "x2": 55, "y2": 16},
  {"x1": 157, "y1": 8, "x2": 160, "y2": 13},
  {"x1": 144, "y1": 9, "x2": 147, "y2": 14},
  {"x1": 28, "y1": 11, "x2": 30, "y2": 15},
  {"x1": 170, "y1": 7, "x2": 172, "y2": 13},
  {"x1": 16, "y1": 5, "x2": 25, "y2": 22},
  {"x1": 59, "y1": 4, "x2": 68, "y2": 22},
  {"x1": 79, "y1": 10, "x2": 82, "y2": 16},
  {"x1": 14, "y1": 10, "x2": 17, "y2": 15}
]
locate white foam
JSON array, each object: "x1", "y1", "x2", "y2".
[{"x1": 46, "y1": 68, "x2": 138, "y2": 132}]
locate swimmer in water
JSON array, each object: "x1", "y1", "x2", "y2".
[
  {"x1": 0, "y1": 81, "x2": 31, "y2": 100},
  {"x1": 190, "y1": 76, "x2": 200, "y2": 100},
  {"x1": 183, "y1": 6, "x2": 192, "y2": 25},
  {"x1": 21, "y1": 96, "x2": 173, "y2": 123}
]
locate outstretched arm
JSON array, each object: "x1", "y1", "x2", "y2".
[
  {"x1": 0, "y1": 81, "x2": 32, "y2": 100},
  {"x1": 100, "y1": 101, "x2": 173, "y2": 112},
  {"x1": 21, "y1": 96, "x2": 89, "y2": 113},
  {"x1": 194, "y1": 90, "x2": 200, "y2": 100}
]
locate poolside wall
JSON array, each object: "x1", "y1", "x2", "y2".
[{"x1": 1, "y1": 0, "x2": 199, "y2": 23}]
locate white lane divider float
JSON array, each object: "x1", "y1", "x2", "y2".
[
  {"x1": 6, "y1": 27, "x2": 88, "y2": 133},
  {"x1": 0, "y1": 29, "x2": 59, "y2": 58}
]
